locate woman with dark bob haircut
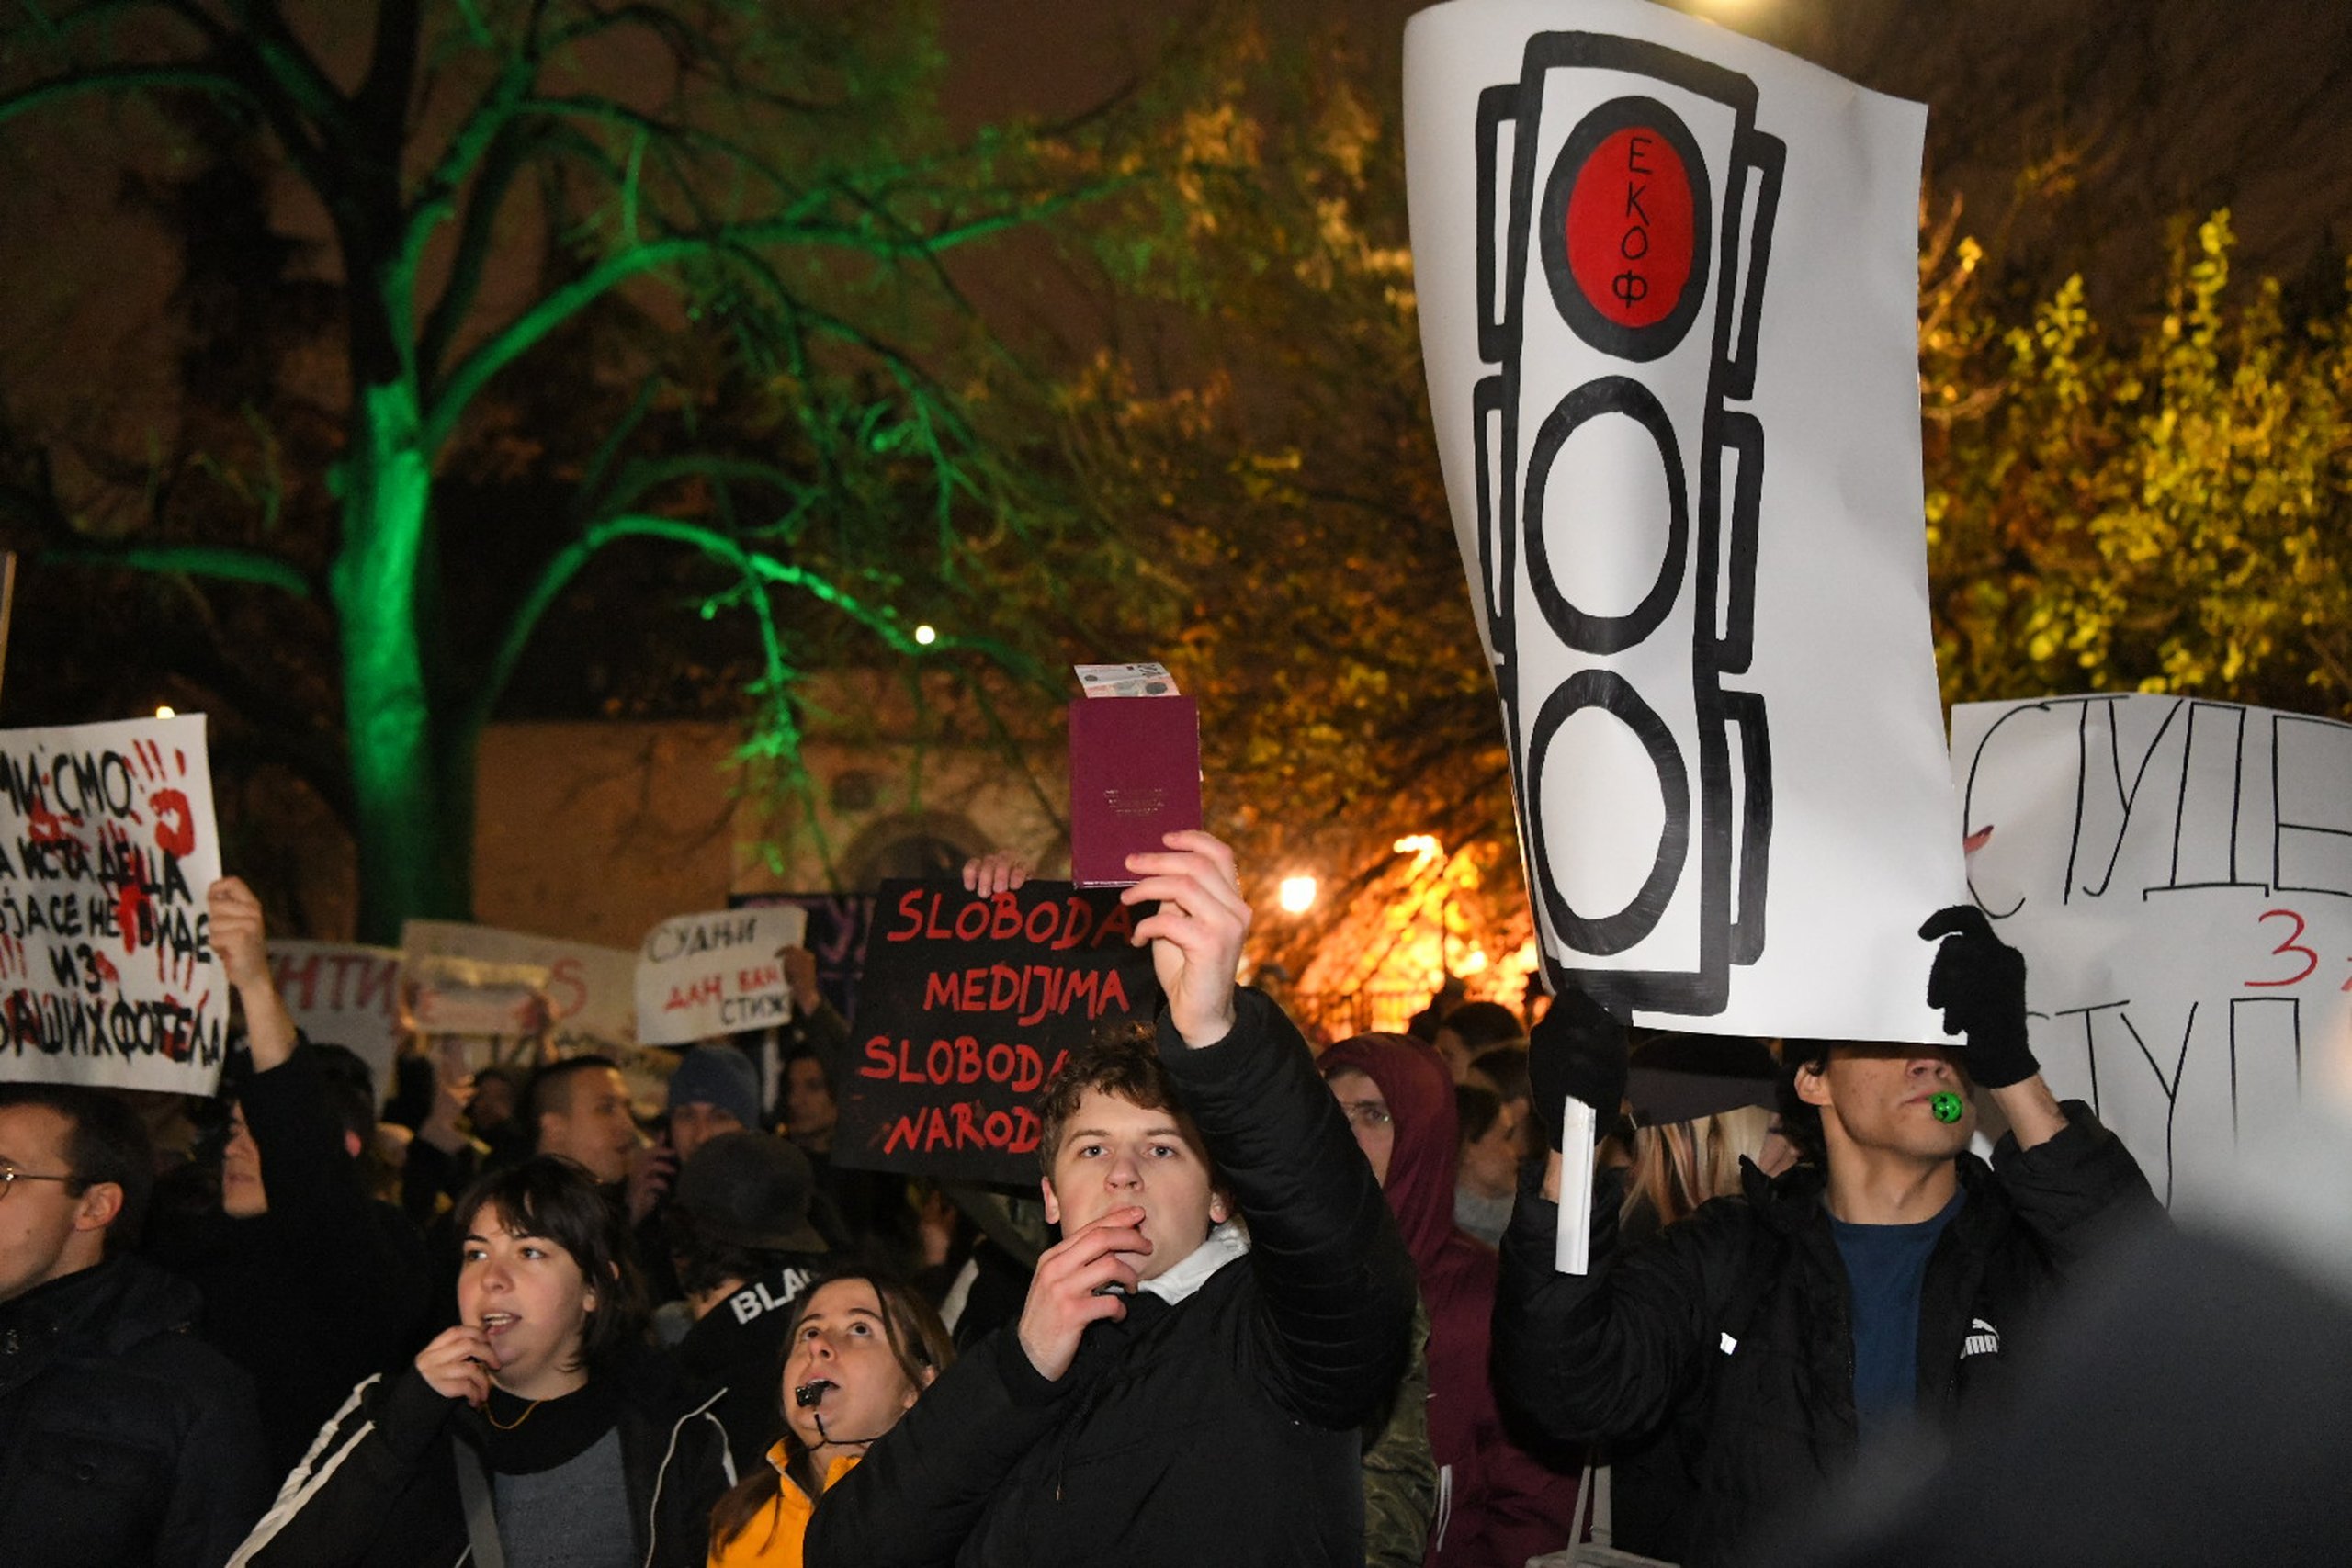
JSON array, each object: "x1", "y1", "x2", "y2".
[{"x1": 231, "y1": 1156, "x2": 736, "y2": 1568}]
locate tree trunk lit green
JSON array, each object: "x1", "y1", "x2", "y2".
[
  {"x1": 334, "y1": 381, "x2": 469, "y2": 942},
  {"x1": 0, "y1": 2, "x2": 1152, "y2": 942}
]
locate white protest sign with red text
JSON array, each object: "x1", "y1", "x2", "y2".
[
  {"x1": 1951, "y1": 694, "x2": 2352, "y2": 1207},
  {"x1": 401, "y1": 919, "x2": 637, "y2": 1055},
  {"x1": 634, "y1": 905, "x2": 808, "y2": 1046},
  {"x1": 269, "y1": 941, "x2": 402, "y2": 1089},
  {"x1": 0, "y1": 714, "x2": 226, "y2": 1093}
]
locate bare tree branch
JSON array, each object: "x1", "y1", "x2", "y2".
[
  {"x1": 0, "y1": 63, "x2": 256, "y2": 126},
  {"x1": 41, "y1": 541, "x2": 316, "y2": 598}
]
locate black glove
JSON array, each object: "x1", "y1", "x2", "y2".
[
  {"x1": 1918, "y1": 905, "x2": 2037, "y2": 1089},
  {"x1": 1526, "y1": 986, "x2": 1631, "y2": 1151}
]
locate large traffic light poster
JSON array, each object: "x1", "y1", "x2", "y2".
[{"x1": 1407, "y1": 0, "x2": 1963, "y2": 1041}]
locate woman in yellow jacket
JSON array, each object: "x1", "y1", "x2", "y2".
[{"x1": 707, "y1": 1271, "x2": 954, "y2": 1567}]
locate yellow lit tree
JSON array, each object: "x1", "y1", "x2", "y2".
[{"x1": 1927, "y1": 209, "x2": 2352, "y2": 716}]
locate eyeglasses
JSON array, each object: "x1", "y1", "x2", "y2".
[
  {"x1": 0, "y1": 1166, "x2": 78, "y2": 1201},
  {"x1": 1338, "y1": 1101, "x2": 1394, "y2": 1131}
]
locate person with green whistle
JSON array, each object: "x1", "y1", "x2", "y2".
[{"x1": 1494, "y1": 906, "x2": 2162, "y2": 1568}]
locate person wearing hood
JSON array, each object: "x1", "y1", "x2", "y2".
[
  {"x1": 143, "y1": 877, "x2": 431, "y2": 1475},
  {"x1": 1325, "y1": 1032, "x2": 1580, "y2": 1568},
  {"x1": 665, "y1": 1130, "x2": 832, "y2": 1474}
]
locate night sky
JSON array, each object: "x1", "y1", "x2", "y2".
[{"x1": 6, "y1": 0, "x2": 2348, "y2": 461}]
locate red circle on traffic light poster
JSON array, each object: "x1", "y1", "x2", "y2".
[
  {"x1": 1540, "y1": 96, "x2": 1712, "y2": 362},
  {"x1": 1566, "y1": 127, "x2": 1695, "y2": 330}
]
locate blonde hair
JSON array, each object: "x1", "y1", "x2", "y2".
[{"x1": 1620, "y1": 1104, "x2": 1775, "y2": 1231}]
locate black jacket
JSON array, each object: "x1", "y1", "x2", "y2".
[
  {"x1": 228, "y1": 1351, "x2": 735, "y2": 1568},
  {"x1": 0, "y1": 1255, "x2": 272, "y2": 1568},
  {"x1": 676, "y1": 1255, "x2": 826, "y2": 1475},
  {"x1": 1494, "y1": 1105, "x2": 2157, "y2": 1567},
  {"x1": 1752, "y1": 1103, "x2": 2352, "y2": 1568},
  {"x1": 147, "y1": 1043, "x2": 433, "y2": 1473},
  {"x1": 806, "y1": 990, "x2": 1418, "y2": 1568}
]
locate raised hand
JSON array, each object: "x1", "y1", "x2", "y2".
[
  {"x1": 1918, "y1": 905, "x2": 2037, "y2": 1089},
  {"x1": 207, "y1": 877, "x2": 270, "y2": 990},
  {"x1": 1120, "y1": 830, "x2": 1250, "y2": 1049},
  {"x1": 961, "y1": 850, "x2": 1032, "y2": 897},
  {"x1": 779, "y1": 945, "x2": 823, "y2": 1014},
  {"x1": 1526, "y1": 986, "x2": 1630, "y2": 1150},
  {"x1": 625, "y1": 1140, "x2": 676, "y2": 1227},
  {"x1": 208, "y1": 876, "x2": 298, "y2": 1069},
  {"x1": 1016, "y1": 1205, "x2": 1152, "y2": 1381}
]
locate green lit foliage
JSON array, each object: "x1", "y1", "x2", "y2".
[
  {"x1": 0, "y1": 0, "x2": 1166, "y2": 938},
  {"x1": 1927, "y1": 209, "x2": 2352, "y2": 716}
]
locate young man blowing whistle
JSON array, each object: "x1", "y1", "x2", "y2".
[{"x1": 1495, "y1": 908, "x2": 2160, "y2": 1567}]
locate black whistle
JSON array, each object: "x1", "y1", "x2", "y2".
[{"x1": 794, "y1": 1382, "x2": 825, "y2": 1408}]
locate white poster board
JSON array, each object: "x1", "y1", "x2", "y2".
[
  {"x1": 0, "y1": 714, "x2": 227, "y2": 1093},
  {"x1": 1407, "y1": 0, "x2": 1962, "y2": 1039},
  {"x1": 400, "y1": 919, "x2": 637, "y2": 1055},
  {"x1": 269, "y1": 941, "x2": 402, "y2": 1091},
  {"x1": 635, "y1": 905, "x2": 808, "y2": 1045},
  {"x1": 1951, "y1": 694, "x2": 2352, "y2": 1205},
  {"x1": 401, "y1": 919, "x2": 677, "y2": 1104}
]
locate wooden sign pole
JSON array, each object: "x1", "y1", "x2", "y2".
[{"x1": 0, "y1": 552, "x2": 18, "y2": 712}]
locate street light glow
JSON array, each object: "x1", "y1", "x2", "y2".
[
  {"x1": 914, "y1": 624, "x2": 938, "y2": 646},
  {"x1": 153, "y1": 705, "x2": 175, "y2": 718},
  {"x1": 1278, "y1": 874, "x2": 1318, "y2": 914}
]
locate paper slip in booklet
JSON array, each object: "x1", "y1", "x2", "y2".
[{"x1": 1075, "y1": 662, "x2": 1181, "y2": 699}]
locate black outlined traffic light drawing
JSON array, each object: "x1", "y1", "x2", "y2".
[{"x1": 1473, "y1": 32, "x2": 1783, "y2": 1015}]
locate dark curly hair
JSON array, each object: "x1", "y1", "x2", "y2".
[{"x1": 1035, "y1": 1020, "x2": 1196, "y2": 1179}]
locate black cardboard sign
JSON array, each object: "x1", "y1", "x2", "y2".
[{"x1": 835, "y1": 878, "x2": 1159, "y2": 1185}]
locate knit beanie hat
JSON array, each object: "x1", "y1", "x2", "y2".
[{"x1": 666, "y1": 1044, "x2": 761, "y2": 1131}]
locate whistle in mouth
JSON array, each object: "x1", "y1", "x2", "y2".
[
  {"x1": 794, "y1": 1382, "x2": 826, "y2": 1409},
  {"x1": 1929, "y1": 1092, "x2": 1963, "y2": 1124}
]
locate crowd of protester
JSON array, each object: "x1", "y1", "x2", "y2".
[{"x1": 13, "y1": 825, "x2": 2340, "y2": 1566}]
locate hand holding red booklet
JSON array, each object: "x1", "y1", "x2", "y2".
[{"x1": 1069, "y1": 695, "x2": 1203, "y2": 887}]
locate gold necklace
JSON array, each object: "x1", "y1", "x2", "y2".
[{"x1": 484, "y1": 1395, "x2": 540, "y2": 1431}]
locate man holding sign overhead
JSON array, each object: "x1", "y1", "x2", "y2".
[{"x1": 1495, "y1": 911, "x2": 2159, "y2": 1566}]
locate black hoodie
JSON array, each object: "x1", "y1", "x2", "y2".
[{"x1": 146, "y1": 1042, "x2": 433, "y2": 1473}]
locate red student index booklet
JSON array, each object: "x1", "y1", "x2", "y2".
[{"x1": 1069, "y1": 696, "x2": 1202, "y2": 887}]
